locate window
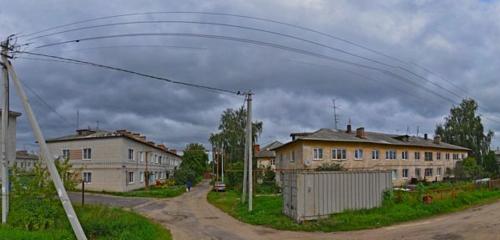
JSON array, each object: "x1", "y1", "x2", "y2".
[
  {"x1": 437, "y1": 168, "x2": 442, "y2": 176},
  {"x1": 313, "y1": 148, "x2": 323, "y2": 160},
  {"x1": 158, "y1": 155, "x2": 162, "y2": 164},
  {"x1": 291, "y1": 151, "x2": 295, "y2": 162},
  {"x1": 128, "y1": 171, "x2": 135, "y2": 184},
  {"x1": 372, "y1": 149, "x2": 379, "y2": 160},
  {"x1": 140, "y1": 171, "x2": 144, "y2": 182},
  {"x1": 271, "y1": 159, "x2": 276, "y2": 165},
  {"x1": 425, "y1": 168, "x2": 433, "y2": 177},
  {"x1": 83, "y1": 148, "x2": 92, "y2": 160},
  {"x1": 415, "y1": 168, "x2": 421, "y2": 178},
  {"x1": 424, "y1": 152, "x2": 433, "y2": 161},
  {"x1": 392, "y1": 169, "x2": 398, "y2": 180},
  {"x1": 354, "y1": 149, "x2": 363, "y2": 160},
  {"x1": 402, "y1": 168, "x2": 409, "y2": 178},
  {"x1": 62, "y1": 149, "x2": 70, "y2": 159},
  {"x1": 332, "y1": 148, "x2": 347, "y2": 160},
  {"x1": 414, "y1": 152, "x2": 421, "y2": 160},
  {"x1": 445, "y1": 153, "x2": 450, "y2": 160},
  {"x1": 436, "y1": 152, "x2": 441, "y2": 160},
  {"x1": 139, "y1": 152, "x2": 145, "y2": 162},
  {"x1": 128, "y1": 149, "x2": 134, "y2": 160},
  {"x1": 402, "y1": 151, "x2": 408, "y2": 160},
  {"x1": 385, "y1": 150, "x2": 397, "y2": 160},
  {"x1": 460, "y1": 154, "x2": 465, "y2": 159},
  {"x1": 83, "y1": 172, "x2": 92, "y2": 183}
]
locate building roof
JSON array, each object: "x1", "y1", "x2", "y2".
[
  {"x1": 16, "y1": 150, "x2": 38, "y2": 160},
  {"x1": 255, "y1": 141, "x2": 283, "y2": 158},
  {"x1": 273, "y1": 128, "x2": 470, "y2": 151},
  {"x1": 46, "y1": 129, "x2": 180, "y2": 157}
]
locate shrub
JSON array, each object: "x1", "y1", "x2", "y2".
[{"x1": 315, "y1": 162, "x2": 345, "y2": 171}]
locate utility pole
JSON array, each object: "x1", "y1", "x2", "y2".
[
  {"x1": 332, "y1": 99, "x2": 339, "y2": 130},
  {"x1": 6, "y1": 55, "x2": 87, "y2": 239},
  {"x1": 221, "y1": 142, "x2": 224, "y2": 183},
  {"x1": 242, "y1": 94, "x2": 248, "y2": 204},
  {"x1": 1, "y1": 38, "x2": 10, "y2": 224},
  {"x1": 246, "y1": 92, "x2": 253, "y2": 211}
]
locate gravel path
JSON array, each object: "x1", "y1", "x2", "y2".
[{"x1": 73, "y1": 181, "x2": 500, "y2": 240}]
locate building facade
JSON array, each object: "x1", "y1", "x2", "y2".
[
  {"x1": 274, "y1": 126, "x2": 469, "y2": 186},
  {"x1": 46, "y1": 129, "x2": 182, "y2": 192},
  {"x1": 256, "y1": 141, "x2": 283, "y2": 170},
  {"x1": 15, "y1": 150, "x2": 38, "y2": 172}
]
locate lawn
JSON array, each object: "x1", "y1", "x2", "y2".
[
  {"x1": 207, "y1": 183, "x2": 500, "y2": 232},
  {"x1": 0, "y1": 204, "x2": 172, "y2": 240},
  {"x1": 90, "y1": 185, "x2": 185, "y2": 198}
]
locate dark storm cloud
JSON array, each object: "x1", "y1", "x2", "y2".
[{"x1": 1, "y1": 0, "x2": 500, "y2": 151}]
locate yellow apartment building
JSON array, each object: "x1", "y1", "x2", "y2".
[{"x1": 273, "y1": 125, "x2": 470, "y2": 186}]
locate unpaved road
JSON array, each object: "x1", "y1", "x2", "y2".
[{"x1": 74, "y1": 181, "x2": 500, "y2": 240}]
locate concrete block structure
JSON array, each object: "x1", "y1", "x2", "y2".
[
  {"x1": 46, "y1": 129, "x2": 182, "y2": 192},
  {"x1": 274, "y1": 125, "x2": 470, "y2": 186},
  {"x1": 0, "y1": 110, "x2": 21, "y2": 180}
]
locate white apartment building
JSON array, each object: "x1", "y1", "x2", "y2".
[{"x1": 46, "y1": 129, "x2": 182, "y2": 192}]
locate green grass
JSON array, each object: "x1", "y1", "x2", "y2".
[
  {"x1": 207, "y1": 186, "x2": 500, "y2": 232},
  {"x1": 91, "y1": 185, "x2": 185, "y2": 198},
  {"x1": 0, "y1": 204, "x2": 172, "y2": 240}
]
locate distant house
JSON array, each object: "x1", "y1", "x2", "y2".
[
  {"x1": 46, "y1": 129, "x2": 182, "y2": 192},
  {"x1": 255, "y1": 141, "x2": 283, "y2": 170},
  {"x1": 273, "y1": 124, "x2": 470, "y2": 186},
  {"x1": 15, "y1": 150, "x2": 38, "y2": 172},
  {"x1": 495, "y1": 149, "x2": 500, "y2": 166}
]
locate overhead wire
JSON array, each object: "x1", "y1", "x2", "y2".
[
  {"x1": 24, "y1": 19, "x2": 466, "y2": 101},
  {"x1": 16, "y1": 11, "x2": 466, "y2": 95}
]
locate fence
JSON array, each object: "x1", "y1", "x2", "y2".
[{"x1": 282, "y1": 171, "x2": 392, "y2": 222}]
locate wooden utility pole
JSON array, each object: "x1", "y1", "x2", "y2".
[
  {"x1": 6, "y1": 46, "x2": 87, "y2": 239},
  {"x1": 1, "y1": 37, "x2": 10, "y2": 224}
]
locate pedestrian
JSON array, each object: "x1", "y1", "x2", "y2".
[{"x1": 186, "y1": 180, "x2": 192, "y2": 192}]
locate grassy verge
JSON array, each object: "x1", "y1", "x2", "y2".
[
  {"x1": 89, "y1": 185, "x2": 185, "y2": 198},
  {"x1": 0, "y1": 204, "x2": 172, "y2": 240},
  {"x1": 208, "y1": 186, "x2": 500, "y2": 232}
]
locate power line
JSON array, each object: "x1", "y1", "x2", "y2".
[
  {"x1": 24, "y1": 19, "x2": 466, "y2": 101},
  {"x1": 16, "y1": 11, "x2": 467, "y2": 95},
  {"x1": 22, "y1": 33, "x2": 464, "y2": 105},
  {"x1": 16, "y1": 51, "x2": 240, "y2": 95}
]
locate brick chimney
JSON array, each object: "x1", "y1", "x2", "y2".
[
  {"x1": 424, "y1": 133, "x2": 428, "y2": 140},
  {"x1": 434, "y1": 135, "x2": 442, "y2": 144},
  {"x1": 346, "y1": 124, "x2": 352, "y2": 133},
  {"x1": 356, "y1": 127, "x2": 366, "y2": 138},
  {"x1": 253, "y1": 144, "x2": 260, "y2": 153}
]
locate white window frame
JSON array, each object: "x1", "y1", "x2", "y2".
[
  {"x1": 425, "y1": 152, "x2": 433, "y2": 161},
  {"x1": 415, "y1": 151, "x2": 421, "y2": 160},
  {"x1": 128, "y1": 171, "x2": 135, "y2": 184},
  {"x1": 354, "y1": 149, "x2": 363, "y2": 160},
  {"x1": 402, "y1": 168, "x2": 409, "y2": 178},
  {"x1": 128, "y1": 148, "x2": 134, "y2": 161},
  {"x1": 140, "y1": 171, "x2": 144, "y2": 183},
  {"x1": 415, "y1": 168, "x2": 421, "y2": 178},
  {"x1": 313, "y1": 148, "x2": 323, "y2": 160},
  {"x1": 437, "y1": 167, "x2": 442, "y2": 176},
  {"x1": 290, "y1": 150, "x2": 295, "y2": 162},
  {"x1": 332, "y1": 148, "x2": 347, "y2": 160},
  {"x1": 82, "y1": 148, "x2": 92, "y2": 160},
  {"x1": 62, "y1": 149, "x2": 70, "y2": 159},
  {"x1": 392, "y1": 169, "x2": 398, "y2": 180},
  {"x1": 371, "y1": 149, "x2": 379, "y2": 160},
  {"x1": 401, "y1": 151, "x2": 408, "y2": 160},
  {"x1": 436, "y1": 152, "x2": 441, "y2": 160},
  {"x1": 385, "y1": 150, "x2": 396, "y2": 160},
  {"x1": 83, "y1": 171, "x2": 92, "y2": 184},
  {"x1": 425, "y1": 168, "x2": 433, "y2": 177}
]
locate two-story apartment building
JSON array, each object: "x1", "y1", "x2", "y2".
[
  {"x1": 46, "y1": 129, "x2": 182, "y2": 192},
  {"x1": 15, "y1": 150, "x2": 38, "y2": 172},
  {"x1": 274, "y1": 125, "x2": 470, "y2": 186}
]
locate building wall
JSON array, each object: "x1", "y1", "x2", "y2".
[
  {"x1": 257, "y1": 157, "x2": 275, "y2": 169},
  {"x1": 47, "y1": 137, "x2": 181, "y2": 192},
  {"x1": 276, "y1": 140, "x2": 468, "y2": 186}
]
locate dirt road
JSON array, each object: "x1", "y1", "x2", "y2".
[{"x1": 77, "y1": 181, "x2": 500, "y2": 240}]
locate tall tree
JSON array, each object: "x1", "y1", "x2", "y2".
[
  {"x1": 210, "y1": 106, "x2": 263, "y2": 163},
  {"x1": 435, "y1": 98, "x2": 494, "y2": 165},
  {"x1": 175, "y1": 143, "x2": 209, "y2": 184}
]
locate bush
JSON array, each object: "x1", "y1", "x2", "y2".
[
  {"x1": 225, "y1": 161, "x2": 244, "y2": 190},
  {"x1": 315, "y1": 162, "x2": 345, "y2": 171}
]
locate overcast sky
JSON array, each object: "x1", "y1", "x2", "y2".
[{"x1": 1, "y1": 0, "x2": 500, "y2": 152}]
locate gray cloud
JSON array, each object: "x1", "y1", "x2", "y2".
[{"x1": 1, "y1": 0, "x2": 500, "y2": 151}]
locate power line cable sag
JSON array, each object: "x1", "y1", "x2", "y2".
[
  {"x1": 16, "y1": 11, "x2": 466, "y2": 94},
  {"x1": 15, "y1": 51, "x2": 240, "y2": 96},
  {"x1": 25, "y1": 19, "x2": 466, "y2": 101},
  {"x1": 23, "y1": 33, "x2": 463, "y2": 105}
]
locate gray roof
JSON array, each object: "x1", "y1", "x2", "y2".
[
  {"x1": 274, "y1": 128, "x2": 470, "y2": 151},
  {"x1": 255, "y1": 141, "x2": 283, "y2": 158},
  {"x1": 16, "y1": 150, "x2": 38, "y2": 160}
]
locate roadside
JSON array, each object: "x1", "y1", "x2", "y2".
[{"x1": 83, "y1": 180, "x2": 500, "y2": 240}]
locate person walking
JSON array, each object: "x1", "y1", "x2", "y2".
[{"x1": 186, "y1": 180, "x2": 192, "y2": 192}]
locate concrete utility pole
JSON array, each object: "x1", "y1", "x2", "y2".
[
  {"x1": 6, "y1": 57, "x2": 87, "y2": 240},
  {"x1": 332, "y1": 99, "x2": 338, "y2": 130},
  {"x1": 221, "y1": 142, "x2": 224, "y2": 183},
  {"x1": 1, "y1": 38, "x2": 10, "y2": 224},
  {"x1": 246, "y1": 92, "x2": 253, "y2": 211},
  {"x1": 242, "y1": 94, "x2": 248, "y2": 204}
]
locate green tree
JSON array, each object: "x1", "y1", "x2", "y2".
[
  {"x1": 483, "y1": 151, "x2": 499, "y2": 176},
  {"x1": 175, "y1": 143, "x2": 208, "y2": 184},
  {"x1": 454, "y1": 157, "x2": 484, "y2": 179},
  {"x1": 209, "y1": 106, "x2": 263, "y2": 163},
  {"x1": 435, "y1": 98, "x2": 494, "y2": 167}
]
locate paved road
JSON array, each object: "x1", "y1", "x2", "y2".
[{"x1": 74, "y1": 182, "x2": 500, "y2": 240}]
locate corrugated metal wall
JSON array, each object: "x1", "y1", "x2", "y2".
[{"x1": 282, "y1": 171, "x2": 392, "y2": 222}]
